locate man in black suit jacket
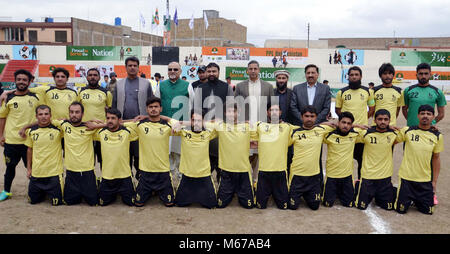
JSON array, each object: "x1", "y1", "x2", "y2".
[
  {"x1": 290, "y1": 64, "x2": 331, "y2": 125},
  {"x1": 273, "y1": 70, "x2": 294, "y2": 124}
]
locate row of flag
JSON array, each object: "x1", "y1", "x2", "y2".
[{"x1": 139, "y1": 8, "x2": 209, "y2": 32}]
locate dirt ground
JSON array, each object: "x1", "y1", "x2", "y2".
[{"x1": 0, "y1": 104, "x2": 449, "y2": 234}]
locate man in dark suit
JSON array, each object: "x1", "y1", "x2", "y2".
[
  {"x1": 235, "y1": 60, "x2": 274, "y2": 184},
  {"x1": 290, "y1": 64, "x2": 331, "y2": 125},
  {"x1": 290, "y1": 64, "x2": 331, "y2": 193}
]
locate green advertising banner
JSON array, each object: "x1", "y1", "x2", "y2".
[
  {"x1": 392, "y1": 50, "x2": 449, "y2": 67},
  {"x1": 226, "y1": 67, "x2": 306, "y2": 82},
  {"x1": 0, "y1": 63, "x2": 6, "y2": 75},
  {"x1": 66, "y1": 46, "x2": 141, "y2": 61}
]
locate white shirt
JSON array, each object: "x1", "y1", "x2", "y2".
[
  {"x1": 248, "y1": 79, "x2": 261, "y2": 124},
  {"x1": 307, "y1": 82, "x2": 317, "y2": 105}
]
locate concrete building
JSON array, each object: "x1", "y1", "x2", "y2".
[
  {"x1": 169, "y1": 10, "x2": 253, "y2": 47},
  {"x1": 0, "y1": 17, "x2": 163, "y2": 46}
]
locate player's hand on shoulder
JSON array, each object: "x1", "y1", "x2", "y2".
[
  {"x1": 353, "y1": 124, "x2": 369, "y2": 130},
  {"x1": 388, "y1": 125, "x2": 400, "y2": 131},
  {"x1": 134, "y1": 115, "x2": 149, "y2": 122}
]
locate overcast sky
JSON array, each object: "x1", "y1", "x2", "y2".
[{"x1": 1, "y1": 0, "x2": 449, "y2": 47}]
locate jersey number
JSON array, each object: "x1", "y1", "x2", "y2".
[
  {"x1": 32, "y1": 133, "x2": 39, "y2": 141},
  {"x1": 82, "y1": 94, "x2": 90, "y2": 100},
  {"x1": 335, "y1": 137, "x2": 340, "y2": 143},
  {"x1": 411, "y1": 134, "x2": 420, "y2": 142},
  {"x1": 344, "y1": 94, "x2": 352, "y2": 100},
  {"x1": 370, "y1": 137, "x2": 377, "y2": 144},
  {"x1": 376, "y1": 94, "x2": 383, "y2": 100},
  {"x1": 51, "y1": 93, "x2": 59, "y2": 100},
  {"x1": 144, "y1": 127, "x2": 149, "y2": 134},
  {"x1": 297, "y1": 133, "x2": 307, "y2": 140},
  {"x1": 410, "y1": 92, "x2": 419, "y2": 99},
  {"x1": 65, "y1": 126, "x2": 72, "y2": 134}
]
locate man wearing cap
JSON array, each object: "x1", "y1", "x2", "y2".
[
  {"x1": 274, "y1": 70, "x2": 295, "y2": 124},
  {"x1": 192, "y1": 66, "x2": 208, "y2": 89},
  {"x1": 108, "y1": 72, "x2": 117, "y2": 94},
  {"x1": 274, "y1": 70, "x2": 295, "y2": 176}
]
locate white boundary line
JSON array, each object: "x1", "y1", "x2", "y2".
[{"x1": 364, "y1": 205, "x2": 391, "y2": 234}]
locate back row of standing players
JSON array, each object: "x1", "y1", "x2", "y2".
[{"x1": 0, "y1": 59, "x2": 446, "y2": 215}]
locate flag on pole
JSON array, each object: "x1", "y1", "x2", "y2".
[
  {"x1": 152, "y1": 15, "x2": 157, "y2": 31},
  {"x1": 174, "y1": 8, "x2": 178, "y2": 26},
  {"x1": 154, "y1": 8, "x2": 160, "y2": 25},
  {"x1": 204, "y1": 13, "x2": 209, "y2": 30},
  {"x1": 140, "y1": 13, "x2": 145, "y2": 28},
  {"x1": 189, "y1": 14, "x2": 194, "y2": 30}
]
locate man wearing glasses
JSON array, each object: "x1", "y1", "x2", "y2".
[{"x1": 154, "y1": 62, "x2": 194, "y2": 181}]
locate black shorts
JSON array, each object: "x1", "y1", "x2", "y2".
[
  {"x1": 3, "y1": 143, "x2": 27, "y2": 168},
  {"x1": 93, "y1": 141, "x2": 102, "y2": 164},
  {"x1": 64, "y1": 170, "x2": 98, "y2": 206},
  {"x1": 98, "y1": 177, "x2": 135, "y2": 206},
  {"x1": 217, "y1": 170, "x2": 254, "y2": 209},
  {"x1": 288, "y1": 173, "x2": 321, "y2": 210},
  {"x1": 28, "y1": 175, "x2": 63, "y2": 206},
  {"x1": 174, "y1": 175, "x2": 217, "y2": 209},
  {"x1": 134, "y1": 171, "x2": 175, "y2": 206},
  {"x1": 355, "y1": 177, "x2": 395, "y2": 210},
  {"x1": 255, "y1": 171, "x2": 289, "y2": 210},
  {"x1": 395, "y1": 178, "x2": 434, "y2": 215},
  {"x1": 322, "y1": 175, "x2": 354, "y2": 208}
]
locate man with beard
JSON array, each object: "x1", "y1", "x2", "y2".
[
  {"x1": 395, "y1": 105, "x2": 444, "y2": 215},
  {"x1": 193, "y1": 62, "x2": 234, "y2": 182},
  {"x1": 402, "y1": 63, "x2": 446, "y2": 127},
  {"x1": 372, "y1": 63, "x2": 404, "y2": 126},
  {"x1": 0, "y1": 67, "x2": 78, "y2": 121},
  {"x1": 335, "y1": 66, "x2": 375, "y2": 180},
  {"x1": 0, "y1": 70, "x2": 41, "y2": 201},
  {"x1": 322, "y1": 111, "x2": 361, "y2": 208},
  {"x1": 191, "y1": 65, "x2": 207, "y2": 89},
  {"x1": 78, "y1": 68, "x2": 113, "y2": 166},
  {"x1": 94, "y1": 108, "x2": 138, "y2": 206},
  {"x1": 355, "y1": 109, "x2": 402, "y2": 211},
  {"x1": 20, "y1": 102, "x2": 99, "y2": 206},
  {"x1": 172, "y1": 109, "x2": 218, "y2": 209}
]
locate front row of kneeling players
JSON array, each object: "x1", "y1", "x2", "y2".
[{"x1": 22, "y1": 97, "x2": 443, "y2": 215}]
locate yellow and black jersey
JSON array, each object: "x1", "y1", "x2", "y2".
[
  {"x1": 30, "y1": 86, "x2": 78, "y2": 120},
  {"x1": 335, "y1": 87, "x2": 375, "y2": 125},
  {"x1": 127, "y1": 119, "x2": 173, "y2": 173},
  {"x1": 372, "y1": 85, "x2": 404, "y2": 126},
  {"x1": 25, "y1": 124, "x2": 63, "y2": 178},
  {"x1": 53, "y1": 120, "x2": 96, "y2": 172},
  {"x1": 173, "y1": 123, "x2": 217, "y2": 178},
  {"x1": 360, "y1": 127, "x2": 402, "y2": 179},
  {"x1": 214, "y1": 122, "x2": 257, "y2": 173},
  {"x1": 0, "y1": 92, "x2": 41, "y2": 144},
  {"x1": 78, "y1": 86, "x2": 112, "y2": 122},
  {"x1": 94, "y1": 125, "x2": 138, "y2": 180},
  {"x1": 397, "y1": 126, "x2": 444, "y2": 182},
  {"x1": 323, "y1": 128, "x2": 362, "y2": 178},
  {"x1": 290, "y1": 125, "x2": 334, "y2": 178},
  {"x1": 255, "y1": 122, "x2": 294, "y2": 172}
]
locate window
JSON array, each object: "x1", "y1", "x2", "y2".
[
  {"x1": 29, "y1": 30, "x2": 37, "y2": 42},
  {"x1": 55, "y1": 30, "x2": 67, "y2": 42}
]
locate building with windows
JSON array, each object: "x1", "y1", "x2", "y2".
[{"x1": 0, "y1": 17, "x2": 163, "y2": 46}]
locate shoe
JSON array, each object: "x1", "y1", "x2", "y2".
[
  {"x1": 0, "y1": 190, "x2": 12, "y2": 201},
  {"x1": 434, "y1": 195, "x2": 439, "y2": 205}
]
